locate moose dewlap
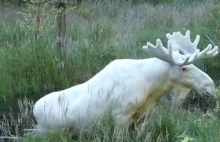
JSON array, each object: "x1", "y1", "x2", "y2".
[{"x1": 32, "y1": 30, "x2": 218, "y2": 135}]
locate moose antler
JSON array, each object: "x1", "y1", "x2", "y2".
[
  {"x1": 166, "y1": 30, "x2": 219, "y2": 59},
  {"x1": 143, "y1": 38, "x2": 198, "y2": 65},
  {"x1": 143, "y1": 30, "x2": 219, "y2": 66}
]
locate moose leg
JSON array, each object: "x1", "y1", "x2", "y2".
[
  {"x1": 114, "y1": 113, "x2": 134, "y2": 131},
  {"x1": 145, "y1": 102, "x2": 156, "y2": 118},
  {"x1": 135, "y1": 102, "x2": 156, "y2": 125}
]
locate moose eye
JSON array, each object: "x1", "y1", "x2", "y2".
[{"x1": 182, "y1": 67, "x2": 187, "y2": 72}]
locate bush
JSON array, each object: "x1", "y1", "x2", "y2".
[
  {"x1": 206, "y1": 1, "x2": 220, "y2": 38},
  {"x1": 0, "y1": 20, "x2": 129, "y2": 99}
]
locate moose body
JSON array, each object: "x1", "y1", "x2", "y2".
[
  {"x1": 34, "y1": 58, "x2": 172, "y2": 133},
  {"x1": 33, "y1": 30, "x2": 218, "y2": 135}
]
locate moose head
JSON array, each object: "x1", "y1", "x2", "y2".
[{"x1": 143, "y1": 30, "x2": 218, "y2": 97}]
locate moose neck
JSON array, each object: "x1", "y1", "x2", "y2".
[{"x1": 142, "y1": 58, "x2": 175, "y2": 94}]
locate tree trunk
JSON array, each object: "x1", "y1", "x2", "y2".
[
  {"x1": 56, "y1": 0, "x2": 67, "y2": 51},
  {"x1": 35, "y1": 4, "x2": 42, "y2": 41}
]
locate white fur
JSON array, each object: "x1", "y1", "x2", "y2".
[
  {"x1": 33, "y1": 58, "x2": 215, "y2": 134},
  {"x1": 32, "y1": 30, "x2": 218, "y2": 135},
  {"x1": 170, "y1": 86, "x2": 191, "y2": 107}
]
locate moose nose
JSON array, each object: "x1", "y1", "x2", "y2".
[
  {"x1": 205, "y1": 88, "x2": 214, "y2": 96},
  {"x1": 205, "y1": 90, "x2": 211, "y2": 95}
]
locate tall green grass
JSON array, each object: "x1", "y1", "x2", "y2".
[
  {"x1": 21, "y1": 100, "x2": 220, "y2": 142},
  {"x1": 0, "y1": 0, "x2": 220, "y2": 141}
]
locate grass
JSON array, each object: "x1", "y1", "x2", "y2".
[
  {"x1": 1, "y1": 97, "x2": 219, "y2": 142},
  {"x1": 0, "y1": 0, "x2": 220, "y2": 141}
]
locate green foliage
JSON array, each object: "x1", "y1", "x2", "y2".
[
  {"x1": 20, "y1": 102, "x2": 220, "y2": 141},
  {"x1": 0, "y1": 21, "x2": 128, "y2": 98},
  {"x1": 22, "y1": 131, "x2": 73, "y2": 142},
  {"x1": 206, "y1": 1, "x2": 220, "y2": 38},
  {"x1": 77, "y1": 3, "x2": 95, "y2": 19},
  {"x1": 133, "y1": 0, "x2": 175, "y2": 5},
  {"x1": 0, "y1": 38, "x2": 69, "y2": 98},
  {"x1": 132, "y1": 0, "x2": 207, "y2": 5},
  {"x1": 1, "y1": 0, "x2": 220, "y2": 141},
  {"x1": 17, "y1": 0, "x2": 76, "y2": 40},
  {"x1": 17, "y1": 0, "x2": 57, "y2": 39},
  {"x1": 203, "y1": 1, "x2": 220, "y2": 79},
  {"x1": 179, "y1": 0, "x2": 220, "y2": 114},
  {"x1": 88, "y1": 20, "x2": 114, "y2": 48},
  {"x1": 215, "y1": 87, "x2": 220, "y2": 98}
]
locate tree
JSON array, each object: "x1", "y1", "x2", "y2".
[{"x1": 55, "y1": 0, "x2": 67, "y2": 50}]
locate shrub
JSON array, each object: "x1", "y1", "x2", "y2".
[
  {"x1": 206, "y1": 1, "x2": 220, "y2": 38},
  {"x1": 0, "y1": 20, "x2": 126, "y2": 99}
]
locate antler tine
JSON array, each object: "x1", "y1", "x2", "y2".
[
  {"x1": 143, "y1": 30, "x2": 219, "y2": 66},
  {"x1": 185, "y1": 30, "x2": 201, "y2": 47},
  {"x1": 197, "y1": 44, "x2": 219, "y2": 59},
  {"x1": 143, "y1": 39, "x2": 171, "y2": 63},
  {"x1": 188, "y1": 49, "x2": 200, "y2": 63},
  {"x1": 143, "y1": 39, "x2": 192, "y2": 66},
  {"x1": 167, "y1": 40, "x2": 191, "y2": 65},
  {"x1": 185, "y1": 30, "x2": 190, "y2": 38},
  {"x1": 166, "y1": 29, "x2": 219, "y2": 63},
  {"x1": 193, "y1": 35, "x2": 200, "y2": 47},
  {"x1": 166, "y1": 30, "x2": 199, "y2": 54}
]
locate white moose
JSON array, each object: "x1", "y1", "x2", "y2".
[{"x1": 32, "y1": 30, "x2": 218, "y2": 135}]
